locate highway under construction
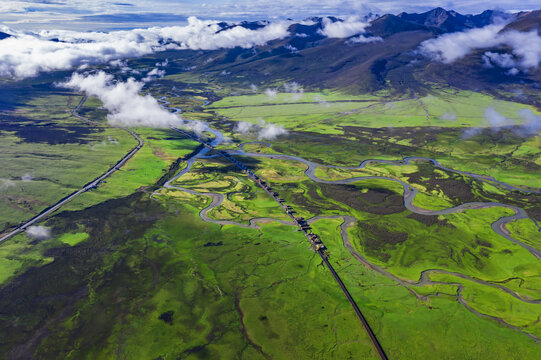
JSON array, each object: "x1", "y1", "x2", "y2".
[{"x1": 172, "y1": 127, "x2": 389, "y2": 360}]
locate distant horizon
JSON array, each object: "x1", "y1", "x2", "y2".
[{"x1": 0, "y1": 1, "x2": 538, "y2": 31}]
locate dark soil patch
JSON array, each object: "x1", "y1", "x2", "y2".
[
  {"x1": 406, "y1": 164, "x2": 476, "y2": 205},
  {"x1": 319, "y1": 183, "x2": 405, "y2": 215},
  {"x1": 0, "y1": 193, "x2": 165, "y2": 357},
  {"x1": 158, "y1": 311, "x2": 174, "y2": 325},
  {"x1": 0, "y1": 115, "x2": 101, "y2": 144},
  {"x1": 357, "y1": 222, "x2": 408, "y2": 262},
  {"x1": 360, "y1": 223, "x2": 408, "y2": 247},
  {"x1": 203, "y1": 241, "x2": 223, "y2": 247},
  {"x1": 475, "y1": 238, "x2": 493, "y2": 248},
  {"x1": 406, "y1": 212, "x2": 452, "y2": 227},
  {"x1": 281, "y1": 182, "x2": 341, "y2": 216}
]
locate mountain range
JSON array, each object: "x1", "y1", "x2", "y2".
[{"x1": 165, "y1": 8, "x2": 540, "y2": 107}]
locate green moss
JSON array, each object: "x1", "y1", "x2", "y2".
[{"x1": 58, "y1": 232, "x2": 89, "y2": 246}]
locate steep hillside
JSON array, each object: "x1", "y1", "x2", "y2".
[{"x1": 153, "y1": 9, "x2": 540, "y2": 106}]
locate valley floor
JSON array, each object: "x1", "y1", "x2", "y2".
[{"x1": 0, "y1": 76, "x2": 540, "y2": 359}]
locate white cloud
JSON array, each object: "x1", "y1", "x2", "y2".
[
  {"x1": 440, "y1": 112, "x2": 457, "y2": 121},
  {"x1": 283, "y1": 81, "x2": 304, "y2": 100},
  {"x1": 420, "y1": 24, "x2": 541, "y2": 71},
  {"x1": 484, "y1": 106, "x2": 513, "y2": 130},
  {"x1": 0, "y1": 16, "x2": 291, "y2": 79},
  {"x1": 155, "y1": 59, "x2": 168, "y2": 67},
  {"x1": 314, "y1": 95, "x2": 330, "y2": 107},
  {"x1": 0, "y1": 179, "x2": 16, "y2": 190},
  {"x1": 142, "y1": 67, "x2": 165, "y2": 82},
  {"x1": 419, "y1": 24, "x2": 505, "y2": 63},
  {"x1": 284, "y1": 43, "x2": 298, "y2": 53},
  {"x1": 461, "y1": 127, "x2": 482, "y2": 138},
  {"x1": 258, "y1": 122, "x2": 288, "y2": 140},
  {"x1": 234, "y1": 121, "x2": 254, "y2": 134},
  {"x1": 318, "y1": 16, "x2": 370, "y2": 38},
  {"x1": 59, "y1": 71, "x2": 199, "y2": 130},
  {"x1": 517, "y1": 109, "x2": 541, "y2": 136},
  {"x1": 483, "y1": 51, "x2": 516, "y2": 69},
  {"x1": 506, "y1": 67, "x2": 519, "y2": 75},
  {"x1": 347, "y1": 34, "x2": 383, "y2": 44},
  {"x1": 234, "y1": 118, "x2": 288, "y2": 140},
  {"x1": 26, "y1": 225, "x2": 51, "y2": 240},
  {"x1": 264, "y1": 88, "x2": 278, "y2": 98},
  {"x1": 463, "y1": 107, "x2": 541, "y2": 138},
  {"x1": 1, "y1": 1, "x2": 541, "y2": 31}
]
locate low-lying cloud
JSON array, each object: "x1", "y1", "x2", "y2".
[
  {"x1": 0, "y1": 178, "x2": 16, "y2": 190},
  {"x1": 484, "y1": 106, "x2": 512, "y2": 129},
  {"x1": 59, "y1": 71, "x2": 206, "y2": 132},
  {"x1": 142, "y1": 67, "x2": 165, "y2": 82},
  {"x1": 419, "y1": 23, "x2": 541, "y2": 71},
  {"x1": 318, "y1": 16, "x2": 370, "y2": 38},
  {"x1": 517, "y1": 109, "x2": 541, "y2": 137},
  {"x1": 283, "y1": 81, "x2": 304, "y2": 101},
  {"x1": 463, "y1": 107, "x2": 541, "y2": 138},
  {"x1": 264, "y1": 88, "x2": 278, "y2": 98},
  {"x1": 26, "y1": 225, "x2": 51, "y2": 240},
  {"x1": 440, "y1": 111, "x2": 457, "y2": 121},
  {"x1": 234, "y1": 119, "x2": 288, "y2": 140},
  {"x1": 347, "y1": 34, "x2": 382, "y2": 44},
  {"x1": 0, "y1": 16, "x2": 291, "y2": 79}
]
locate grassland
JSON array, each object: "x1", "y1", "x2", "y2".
[
  {"x1": 1, "y1": 70, "x2": 540, "y2": 359},
  {"x1": 0, "y1": 94, "x2": 139, "y2": 231},
  {"x1": 231, "y1": 148, "x2": 541, "y2": 342},
  {"x1": 0, "y1": 190, "x2": 382, "y2": 359},
  {"x1": 168, "y1": 158, "x2": 290, "y2": 223},
  {"x1": 2, "y1": 167, "x2": 538, "y2": 359},
  {"x1": 209, "y1": 89, "x2": 541, "y2": 189},
  {"x1": 309, "y1": 217, "x2": 539, "y2": 359},
  {"x1": 211, "y1": 90, "x2": 540, "y2": 129}
]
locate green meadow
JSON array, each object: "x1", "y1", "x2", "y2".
[{"x1": 0, "y1": 73, "x2": 540, "y2": 359}]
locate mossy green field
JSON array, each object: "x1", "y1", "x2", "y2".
[{"x1": 0, "y1": 71, "x2": 540, "y2": 359}]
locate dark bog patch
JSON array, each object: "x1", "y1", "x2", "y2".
[
  {"x1": 406, "y1": 164, "x2": 477, "y2": 205},
  {"x1": 77, "y1": 107, "x2": 108, "y2": 122},
  {"x1": 283, "y1": 182, "x2": 341, "y2": 215},
  {"x1": 340, "y1": 126, "x2": 458, "y2": 157},
  {"x1": 0, "y1": 193, "x2": 165, "y2": 358},
  {"x1": 406, "y1": 163, "x2": 541, "y2": 221},
  {"x1": 407, "y1": 212, "x2": 438, "y2": 226},
  {"x1": 361, "y1": 223, "x2": 408, "y2": 246},
  {"x1": 319, "y1": 183, "x2": 405, "y2": 214},
  {"x1": 203, "y1": 241, "x2": 223, "y2": 247},
  {"x1": 158, "y1": 311, "x2": 174, "y2": 325},
  {"x1": 0, "y1": 115, "x2": 100, "y2": 144},
  {"x1": 475, "y1": 238, "x2": 492, "y2": 248},
  {"x1": 358, "y1": 222, "x2": 408, "y2": 262},
  {"x1": 406, "y1": 212, "x2": 452, "y2": 227}
]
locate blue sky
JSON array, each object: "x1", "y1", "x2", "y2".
[{"x1": 1, "y1": 0, "x2": 539, "y2": 30}]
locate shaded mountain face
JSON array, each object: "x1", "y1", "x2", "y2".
[
  {"x1": 366, "y1": 14, "x2": 429, "y2": 37},
  {"x1": 396, "y1": 7, "x2": 511, "y2": 33},
  {"x1": 502, "y1": 10, "x2": 541, "y2": 33},
  {"x1": 155, "y1": 8, "x2": 539, "y2": 106},
  {"x1": 216, "y1": 20, "x2": 269, "y2": 33},
  {"x1": 0, "y1": 32, "x2": 11, "y2": 40}
]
